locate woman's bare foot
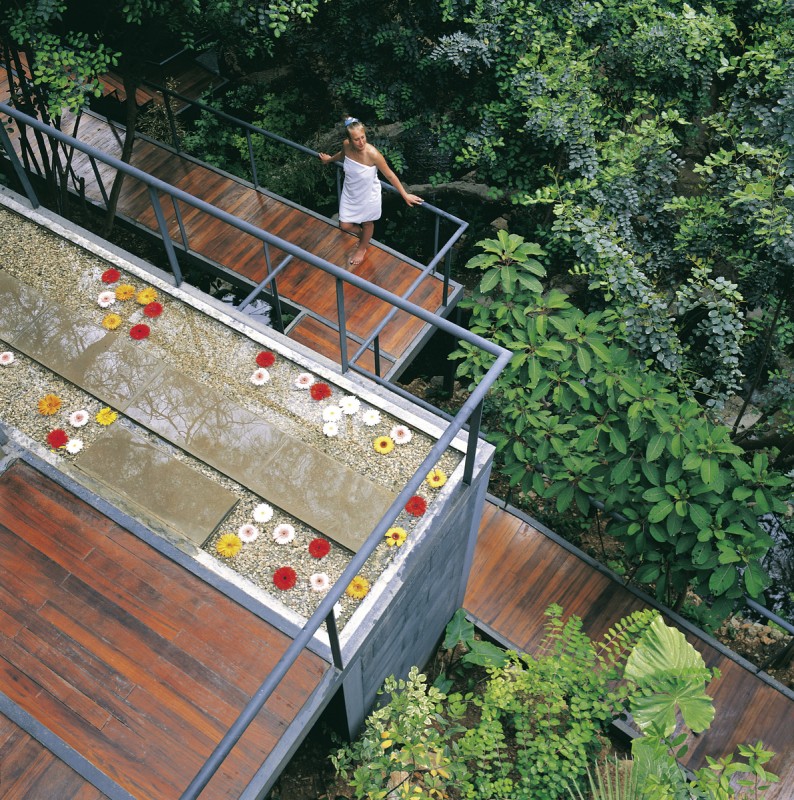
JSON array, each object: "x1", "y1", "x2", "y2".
[{"x1": 349, "y1": 245, "x2": 368, "y2": 267}]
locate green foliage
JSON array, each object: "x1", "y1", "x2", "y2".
[
  {"x1": 451, "y1": 234, "x2": 790, "y2": 610},
  {"x1": 566, "y1": 757, "x2": 642, "y2": 800}
]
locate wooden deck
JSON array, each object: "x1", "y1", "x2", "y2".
[
  {"x1": 0, "y1": 71, "x2": 455, "y2": 377},
  {"x1": 466, "y1": 500, "x2": 794, "y2": 797},
  {"x1": 0, "y1": 461, "x2": 329, "y2": 800}
]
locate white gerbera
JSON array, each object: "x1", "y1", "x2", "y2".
[
  {"x1": 322, "y1": 421, "x2": 339, "y2": 437},
  {"x1": 295, "y1": 372, "x2": 315, "y2": 388},
  {"x1": 322, "y1": 405, "x2": 342, "y2": 422},
  {"x1": 272, "y1": 523, "x2": 295, "y2": 544},
  {"x1": 390, "y1": 425, "x2": 413, "y2": 445},
  {"x1": 65, "y1": 439, "x2": 84, "y2": 455},
  {"x1": 0, "y1": 351, "x2": 15, "y2": 366},
  {"x1": 97, "y1": 290, "x2": 116, "y2": 308},
  {"x1": 68, "y1": 409, "x2": 89, "y2": 428},
  {"x1": 309, "y1": 572, "x2": 330, "y2": 592},
  {"x1": 339, "y1": 395, "x2": 361, "y2": 415},
  {"x1": 238, "y1": 523, "x2": 260, "y2": 543},
  {"x1": 361, "y1": 409, "x2": 381, "y2": 426},
  {"x1": 253, "y1": 503, "x2": 274, "y2": 523},
  {"x1": 250, "y1": 368, "x2": 270, "y2": 385}
]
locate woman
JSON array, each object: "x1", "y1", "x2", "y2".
[{"x1": 319, "y1": 117, "x2": 423, "y2": 267}]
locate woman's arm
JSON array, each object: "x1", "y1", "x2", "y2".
[
  {"x1": 372, "y1": 149, "x2": 424, "y2": 207},
  {"x1": 318, "y1": 145, "x2": 345, "y2": 164}
]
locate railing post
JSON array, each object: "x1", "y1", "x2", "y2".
[
  {"x1": 374, "y1": 335, "x2": 381, "y2": 378},
  {"x1": 336, "y1": 277, "x2": 349, "y2": 373},
  {"x1": 246, "y1": 130, "x2": 258, "y2": 189},
  {"x1": 0, "y1": 121, "x2": 39, "y2": 208},
  {"x1": 463, "y1": 398, "x2": 484, "y2": 485},
  {"x1": 326, "y1": 610, "x2": 344, "y2": 669},
  {"x1": 170, "y1": 195, "x2": 190, "y2": 252},
  {"x1": 433, "y1": 215, "x2": 440, "y2": 259},
  {"x1": 264, "y1": 243, "x2": 285, "y2": 334},
  {"x1": 147, "y1": 186, "x2": 183, "y2": 286},
  {"x1": 443, "y1": 249, "x2": 452, "y2": 306}
]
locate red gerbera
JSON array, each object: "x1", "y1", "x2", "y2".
[
  {"x1": 310, "y1": 382, "x2": 331, "y2": 401},
  {"x1": 308, "y1": 538, "x2": 331, "y2": 559},
  {"x1": 46, "y1": 429, "x2": 69, "y2": 449},
  {"x1": 273, "y1": 566, "x2": 297, "y2": 591},
  {"x1": 143, "y1": 301, "x2": 163, "y2": 318},
  {"x1": 101, "y1": 268, "x2": 121, "y2": 284},
  {"x1": 256, "y1": 350, "x2": 276, "y2": 368},
  {"x1": 129, "y1": 324, "x2": 150, "y2": 340},
  {"x1": 405, "y1": 495, "x2": 427, "y2": 517}
]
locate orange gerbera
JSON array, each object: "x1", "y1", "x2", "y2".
[
  {"x1": 114, "y1": 284, "x2": 135, "y2": 301},
  {"x1": 37, "y1": 393, "x2": 62, "y2": 415},
  {"x1": 136, "y1": 287, "x2": 158, "y2": 305},
  {"x1": 102, "y1": 313, "x2": 122, "y2": 330}
]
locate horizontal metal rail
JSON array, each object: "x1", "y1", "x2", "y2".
[{"x1": 0, "y1": 101, "x2": 511, "y2": 800}]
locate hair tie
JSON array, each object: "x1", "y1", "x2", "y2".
[{"x1": 344, "y1": 116, "x2": 359, "y2": 127}]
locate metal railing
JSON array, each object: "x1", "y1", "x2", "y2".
[
  {"x1": 146, "y1": 79, "x2": 465, "y2": 332},
  {"x1": 0, "y1": 101, "x2": 511, "y2": 800}
]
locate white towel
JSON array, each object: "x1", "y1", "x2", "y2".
[{"x1": 339, "y1": 157, "x2": 381, "y2": 223}]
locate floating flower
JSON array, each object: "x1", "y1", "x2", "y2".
[
  {"x1": 65, "y1": 439, "x2": 84, "y2": 455},
  {"x1": 136, "y1": 287, "x2": 158, "y2": 305},
  {"x1": 308, "y1": 538, "x2": 331, "y2": 559},
  {"x1": 310, "y1": 382, "x2": 332, "y2": 401},
  {"x1": 68, "y1": 410, "x2": 89, "y2": 428},
  {"x1": 373, "y1": 436, "x2": 395, "y2": 455},
  {"x1": 37, "y1": 394, "x2": 62, "y2": 416},
  {"x1": 256, "y1": 351, "x2": 276, "y2": 368},
  {"x1": 322, "y1": 405, "x2": 342, "y2": 422},
  {"x1": 114, "y1": 284, "x2": 135, "y2": 301},
  {"x1": 272, "y1": 523, "x2": 296, "y2": 545},
  {"x1": 322, "y1": 421, "x2": 339, "y2": 437},
  {"x1": 309, "y1": 572, "x2": 330, "y2": 592},
  {"x1": 385, "y1": 527, "x2": 408, "y2": 547},
  {"x1": 295, "y1": 372, "x2": 315, "y2": 389},
  {"x1": 390, "y1": 425, "x2": 413, "y2": 445},
  {"x1": 102, "y1": 313, "x2": 122, "y2": 331},
  {"x1": 339, "y1": 395, "x2": 360, "y2": 415},
  {"x1": 129, "y1": 324, "x2": 150, "y2": 340},
  {"x1": 250, "y1": 368, "x2": 270, "y2": 386},
  {"x1": 361, "y1": 409, "x2": 381, "y2": 426},
  {"x1": 405, "y1": 496, "x2": 427, "y2": 517},
  {"x1": 95, "y1": 407, "x2": 118, "y2": 426},
  {"x1": 253, "y1": 503, "x2": 274, "y2": 523},
  {"x1": 101, "y1": 268, "x2": 121, "y2": 283},
  {"x1": 143, "y1": 301, "x2": 163, "y2": 318},
  {"x1": 0, "y1": 351, "x2": 14, "y2": 366},
  {"x1": 273, "y1": 566, "x2": 297, "y2": 590},
  {"x1": 238, "y1": 523, "x2": 260, "y2": 543},
  {"x1": 97, "y1": 291, "x2": 116, "y2": 308},
  {"x1": 46, "y1": 429, "x2": 68, "y2": 449},
  {"x1": 346, "y1": 575, "x2": 370, "y2": 600},
  {"x1": 426, "y1": 468, "x2": 448, "y2": 489},
  {"x1": 216, "y1": 533, "x2": 242, "y2": 558}
]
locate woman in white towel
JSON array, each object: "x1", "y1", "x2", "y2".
[{"x1": 319, "y1": 116, "x2": 423, "y2": 267}]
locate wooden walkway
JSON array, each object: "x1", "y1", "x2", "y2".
[
  {"x1": 0, "y1": 73, "x2": 455, "y2": 377},
  {"x1": 0, "y1": 461, "x2": 329, "y2": 800},
  {"x1": 466, "y1": 500, "x2": 794, "y2": 797}
]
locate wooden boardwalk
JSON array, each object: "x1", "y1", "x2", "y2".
[
  {"x1": 0, "y1": 72, "x2": 454, "y2": 377},
  {"x1": 0, "y1": 461, "x2": 329, "y2": 800},
  {"x1": 466, "y1": 500, "x2": 794, "y2": 797}
]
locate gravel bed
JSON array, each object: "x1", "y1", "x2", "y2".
[{"x1": 0, "y1": 206, "x2": 462, "y2": 627}]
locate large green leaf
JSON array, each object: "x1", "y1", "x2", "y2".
[
  {"x1": 646, "y1": 434, "x2": 666, "y2": 462},
  {"x1": 443, "y1": 608, "x2": 474, "y2": 649},
  {"x1": 625, "y1": 616, "x2": 715, "y2": 736}
]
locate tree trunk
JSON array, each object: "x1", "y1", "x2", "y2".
[{"x1": 102, "y1": 73, "x2": 140, "y2": 236}]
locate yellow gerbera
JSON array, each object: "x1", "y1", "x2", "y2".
[
  {"x1": 37, "y1": 393, "x2": 62, "y2": 415},
  {"x1": 426, "y1": 468, "x2": 448, "y2": 489},
  {"x1": 102, "y1": 313, "x2": 122, "y2": 330},
  {"x1": 136, "y1": 287, "x2": 158, "y2": 305},
  {"x1": 346, "y1": 575, "x2": 370, "y2": 600},
  {"x1": 115, "y1": 284, "x2": 135, "y2": 301},
  {"x1": 373, "y1": 435, "x2": 395, "y2": 455},
  {"x1": 216, "y1": 533, "x2": 242, "y2": 558},
  {"x1": 385, "y1": 527, "x2": 407, "y2": 547},
  {"x1": 95, "y1": 407, "x2": 118, "y2": 426}
]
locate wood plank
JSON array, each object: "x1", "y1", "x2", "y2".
[{"x1": 465, "y1": 501, "x2": 794, "y2": 797}]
